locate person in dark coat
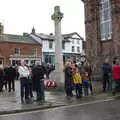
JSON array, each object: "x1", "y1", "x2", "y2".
[
  {"x1": 102, "y1": 58, "x2": 112, "y2": 92},
  {"x1": 5, "y1": 65, "x2": 17, "y2": 92},
  {"x1": 28, "y1": 66, "x2": 33, "y2": 98},
  {"x1": 64, "y1": 61, "x2": 73, "y2": 97},
  {"x1": 32, "y1": 61, "x2": 46, "y2": 102},
  {"x1": 45, "y1": 64, "x2": 51, "y2": 79},
  {"x1": 15, "y1": 65, "x2": 19, "y2": 80},
  {"x1": 3, "y1": 65, "x2": 9, "y2": 91},
  {"x1": 0, "y1": 64, "x2": 4, "y2": 92}
]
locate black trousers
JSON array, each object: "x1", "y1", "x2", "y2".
[
  {"x1": 29, "y1": 83, "x2": 33, "y2": 98},
  {"x1": 103, "y1": 74, "x2": 109, "y2": 92},
  {"x1": 8, "y1": 79, "x2": 15, "y2": 92},
  {"x1": 0, "y1": 79, "x2": 4, "y2": 91},
  {"x1": 65, "y1": 87, "x2": 73, "y2": 97}
]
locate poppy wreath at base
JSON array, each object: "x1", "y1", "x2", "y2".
[{"x1": 44, "y1": 80, "x2": 57, "y2": 88}]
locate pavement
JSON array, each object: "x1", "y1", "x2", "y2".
[{"x1": 0, "y1": 80, "x2": 119, "y2": 115}]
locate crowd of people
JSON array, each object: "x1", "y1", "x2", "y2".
[
  {"x1": 17, "y1": 61, "x2": 56, "y2": 103},
  {"x1": 18, "y1": 60, "x2": 46, "y2": 103},
  {"x1": 64, "y1": 59, "x2": 93, "y2": 98},
  {"x1": 64, "y1": 57, "x2": 120, "y2": 98},
  {"x1": 102, "y1": 57, "x2": 120, "y2": 95},
  {"x1": 0, "y1": 57, "x2": 120, "y2": 103},
  {"x1": 0, "y1": 61, "x2": 55, "y2": 103},
  {"x1": 0, "y1": 64, "x2": 17, "y2": 92}
]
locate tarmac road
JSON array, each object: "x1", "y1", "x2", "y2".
[{"x1": 0, "y1": 98, "x2": 120, "y2": 120}]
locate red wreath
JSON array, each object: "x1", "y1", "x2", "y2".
[{"x1": 44, "y1": 80, "x2": 57, "y2": 88}]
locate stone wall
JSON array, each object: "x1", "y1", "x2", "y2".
[
  {"x1": 83, "y1": 0, "x2": 120, "y2": 75},
  {"x1": 111, "y1": 0, "x2": 120, "y2": 56},
  {"x1": 84, "y1": 0, "x2": 101, "y2": 73}
]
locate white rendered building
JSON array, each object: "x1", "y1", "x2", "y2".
[{"x1": 30, "y1": 29, "x2": 84, "y2": 64}]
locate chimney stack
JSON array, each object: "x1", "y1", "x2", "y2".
[{"x1": 31, "y1": 27, "x2": 35, "y2": 34}]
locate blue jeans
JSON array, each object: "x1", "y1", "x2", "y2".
[
  {"x1": 75, "y1": 84, "x2": 82, "y2": 97},
  {"x1": 83, "y1": 81, "x2": 89, "y2": 96},
  {"x1": 20, "y1": 77, "x2": 29, "y2": 100}
]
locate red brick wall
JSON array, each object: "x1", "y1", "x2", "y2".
[{"x1": 0, "y1": 42, "x2": 42, "y2": 64}]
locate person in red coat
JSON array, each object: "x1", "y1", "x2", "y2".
[{"x1": 112, "y1": 58, "x2": 120, "y2": 95}]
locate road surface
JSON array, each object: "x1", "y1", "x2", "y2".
[{"x1": 0, "y1": 98, "x2": 120, "y2": 120}]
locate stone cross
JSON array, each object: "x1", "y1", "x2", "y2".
[{"x1": 51, "y1": 6, "x2": 64, "y2": 91}]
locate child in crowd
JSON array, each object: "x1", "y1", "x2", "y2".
[
  {"x1": 73, "y1": 69, "x2": 83, "y2": 98},
  {"x1": 83, "y1": 72, "x2": 89, "y2": 96}
]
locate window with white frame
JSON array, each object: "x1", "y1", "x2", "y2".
[
  {"x1": 62, "y1": 42, "x2": 65, "y2": 50},
  {"x1": 100, "y1": 0, "x2": 112, "y2": 40},
  {"x1": 72, "y1": 46, "x2": 75, "y2": 52},
  {"x1": 77, "y1": 40, "x2": 80, "y2": 44},
  {"x1": 77, "y1": 46, "x2": 80, "y2": 52},
  {"x1": 14, "y1": 48, "x2": 20, "y2": 55},
  {"x1": 72, "y1": 39, "x2": 74, "y2": 44},
  {"x1": 49, "y1": 41, "x2": 53, "y2": 49},
  {"x1": 32, "y1": 47, "x2": 37, "y2": 55}
]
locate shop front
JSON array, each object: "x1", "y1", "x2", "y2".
[{"x1": 9, "y1": 55, "x2": 42, "y2": 66}]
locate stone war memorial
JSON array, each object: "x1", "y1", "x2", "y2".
[{"x1": 51, "y1": 6, "x2": 64, "y2": 91}]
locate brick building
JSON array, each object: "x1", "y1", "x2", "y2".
[
  {"x1": 0, "y1": 23, "x2": 42, "y2": 66},
  {"x1": 82, "y1": 0, "x2": 120, "y2": 72}
]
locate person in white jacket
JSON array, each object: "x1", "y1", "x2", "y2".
[{"x1": 18, "y1": 60, "x2": 30, "y2": 102}]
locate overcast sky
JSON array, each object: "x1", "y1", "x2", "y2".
[{"x1": 0, "y1": 0, "x2": 85, "y2": 38}]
